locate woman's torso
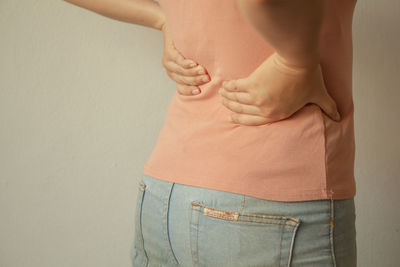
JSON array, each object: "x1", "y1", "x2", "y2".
[{"x1": 143, "y1": 0, "x2": 357, "y2": 202}]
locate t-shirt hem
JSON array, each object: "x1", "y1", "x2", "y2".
[{"x1": 142, "y1": 164, "x2": 356, "y2": 202}]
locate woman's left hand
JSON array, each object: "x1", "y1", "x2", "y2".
[{"x1": 218, "y1": 52, "x2": 341, "y2": 126}]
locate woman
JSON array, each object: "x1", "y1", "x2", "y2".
[{"x1": 64, "y1": 0, "x2": 358, "y2": 266}]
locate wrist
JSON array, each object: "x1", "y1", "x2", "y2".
[
  {"x1": 153, "y1": 17, "x2": 165, "y2": 31},
  {"x1": 272, "y1": 52, "x2": 320, "y2": 75},
  {"x1": 152, "y1": 3, "x2": 166, "y2": 31},
  {"x1": 160, "y1": 21, "x2": 167, "y2": 32}
]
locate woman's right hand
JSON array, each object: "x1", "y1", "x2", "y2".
[{"x1": 161, "y1": 23, "x2": 211, "y2": 96}]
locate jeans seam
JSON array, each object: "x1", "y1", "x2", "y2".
[
  {"x1": 279, "y1": 223, "x2": 285, "y2": 266},
  {"x1": 240, "y1": 195, "x2": 246, "y2": 214},
  {"x1": 190, "y1": 204, "x2": 194, "y2": 265},
  {"x1": 190, "y1": 201, "x2": 302, "y2": 267},
  {"x1": 330, "y1": 198, "x2": 337, "y2": 267},
  {"x1": 287, "y1": 222, "x2": 300, "y2": 267},
  {"x1": 190, "y1": 204, "x2": 199, "y2": 266},
  {"x1": 138, "y1": 181, "x2": 148, "y2": 266},
  {"x1": 163, "y1": 183, "x2": 179, "y2": 266}
]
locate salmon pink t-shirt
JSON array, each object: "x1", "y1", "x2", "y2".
[{"x1": 143, "y1": 0, "x2": 357, "y2": 202}]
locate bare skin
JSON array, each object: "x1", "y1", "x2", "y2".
[
  {"x1": 63, "y1": 0, "x2": 211, "y2": 96},
  {"x1": 219, "y1": 52, "x2": 339, "y2": 125},
  {"x1": 63, "y1": 0, "x2": 339, "y2": 126},
  {"x1": 63, "y1": 0, "x2": 165, "y2": 30},
  {"x1": 160, "y1": 23, "x2": 211, "y2": 96},
  {"x1": 220, "y1": 0, "x2": 341, "y2": 126}
]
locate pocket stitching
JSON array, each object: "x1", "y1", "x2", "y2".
[
  {"x1": 189, "y1": 201, "x2": 302, "y2": 267},
  {"x1": 279, "y1": 223, "x2": 286, "y2": 266},
  {"x1": 191, "y1": 202, "x2": 300, "y2": 226},
  {"x1": 287, "y1": 222, "x2": 301, "y2": 267},
  {"x1": 190, "y1": 203, "x2": 199, "y2": 266}
]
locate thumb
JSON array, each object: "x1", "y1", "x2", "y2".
[{"x1": 318, "y1": 91, "x2": 341, "y2": 121}]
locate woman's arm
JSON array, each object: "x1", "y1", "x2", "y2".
[
  {"x1": 220, "y1": 0, "x2": 341, "y2": 126},
  {"x1": 236, "y1": 0, "x2": 326, "y2": 69},
  {"x1": 63, "y1": 0, "x2": 165, "y2": 31},
  {"x1": 64, "y1": 0, "x2": 211, "y2": 95}
]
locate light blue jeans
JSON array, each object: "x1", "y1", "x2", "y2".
[{"x1": 130, "y1": 174, "x2": 357, "y2": 267}]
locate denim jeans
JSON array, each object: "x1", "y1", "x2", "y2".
[{"x1": 130, "y1": 174, "x2": 357, "y2": 267}]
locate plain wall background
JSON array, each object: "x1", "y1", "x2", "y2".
[{"x1": 0, "y1": 0, "x2": 399, "y2": 266}]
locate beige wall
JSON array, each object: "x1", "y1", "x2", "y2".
[
  {"x1": 352, "y1": 0, "x2": 400, "y2": 265},
  {"x1": 0, "y1": 0, "x2": 399, "y2": 266}
]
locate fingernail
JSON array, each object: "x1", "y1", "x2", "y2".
[
  {"x1": 198, "y1": 69, "x2": 205, "y2": 75},
  {"x1": 192, "y1": 89, "x2": 200, "y2": 95},
  {"x1": 202, "y1": 76, "x2": 210, "y2": 82},
  {"x1": 189, "y1": 62, "x2": 197, "y2": 67}
]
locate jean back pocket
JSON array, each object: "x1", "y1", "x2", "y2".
[{"x1": 190, "y1": 201, "x2": 301, "y2": 267}]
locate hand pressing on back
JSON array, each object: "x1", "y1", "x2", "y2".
[
  {"x1": 160, "y1": 23, "x2": 211, "y2": 96},
  {"x1": 218, "y1": 52, "x2": 341, "y2": 126}
]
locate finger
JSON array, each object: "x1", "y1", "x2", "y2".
[
  {"x1": 176, "y1": 83, "x2": 202, "y2": 96},
  {"x1": 168, "y1": 69, "x2": 210, "y2": 85},
  {"x1": 317, "y1": 91, "x2": 341, "y2": 121},
  {"x1": 220, "y1": 97, "x2": 261, "y2": 116},
  {"x1": 168, "y1": 70, "x2": 210, "y2": 86},
  {"x1": 169, "y1": 49, "x2": 210, "y2": 78},
  {"x1": 166, "y1": 60, "x2": 209, "y2": 79},
  {"x1": 170, "y1": 46, "x2": 198, "y2": 69},
  {"x1": 228, "y1": 113, "x2": 272, "y2": 126},
  {"x1": 163, "y1": 43, "x2": 197, "y2": 69},
  {"x1": 222, "y1": 79, "x2": 248, "y2": 92},
  {"x1": 163, "y1": 58, "x2": 210, "y2": 85},
  {"x1": 165, "y1": 43, "x2": 211, "y2": 83},
  {"x1": 163, "y1": 59, "x2": 199, "y2": 77},
  {"x1": 308, "y1": 65, "x2": 341, "y2": 121},
  {"x1": 218, "y1": 87, "x2": 253, "y2": 105}
]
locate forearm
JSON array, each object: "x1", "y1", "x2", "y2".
[
  {"x1": 63, "y1": 0, "x2": 165, "y2": 31},
  {"x1": 236, "y1": 0, "x2": 326, "y2": 69}
]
